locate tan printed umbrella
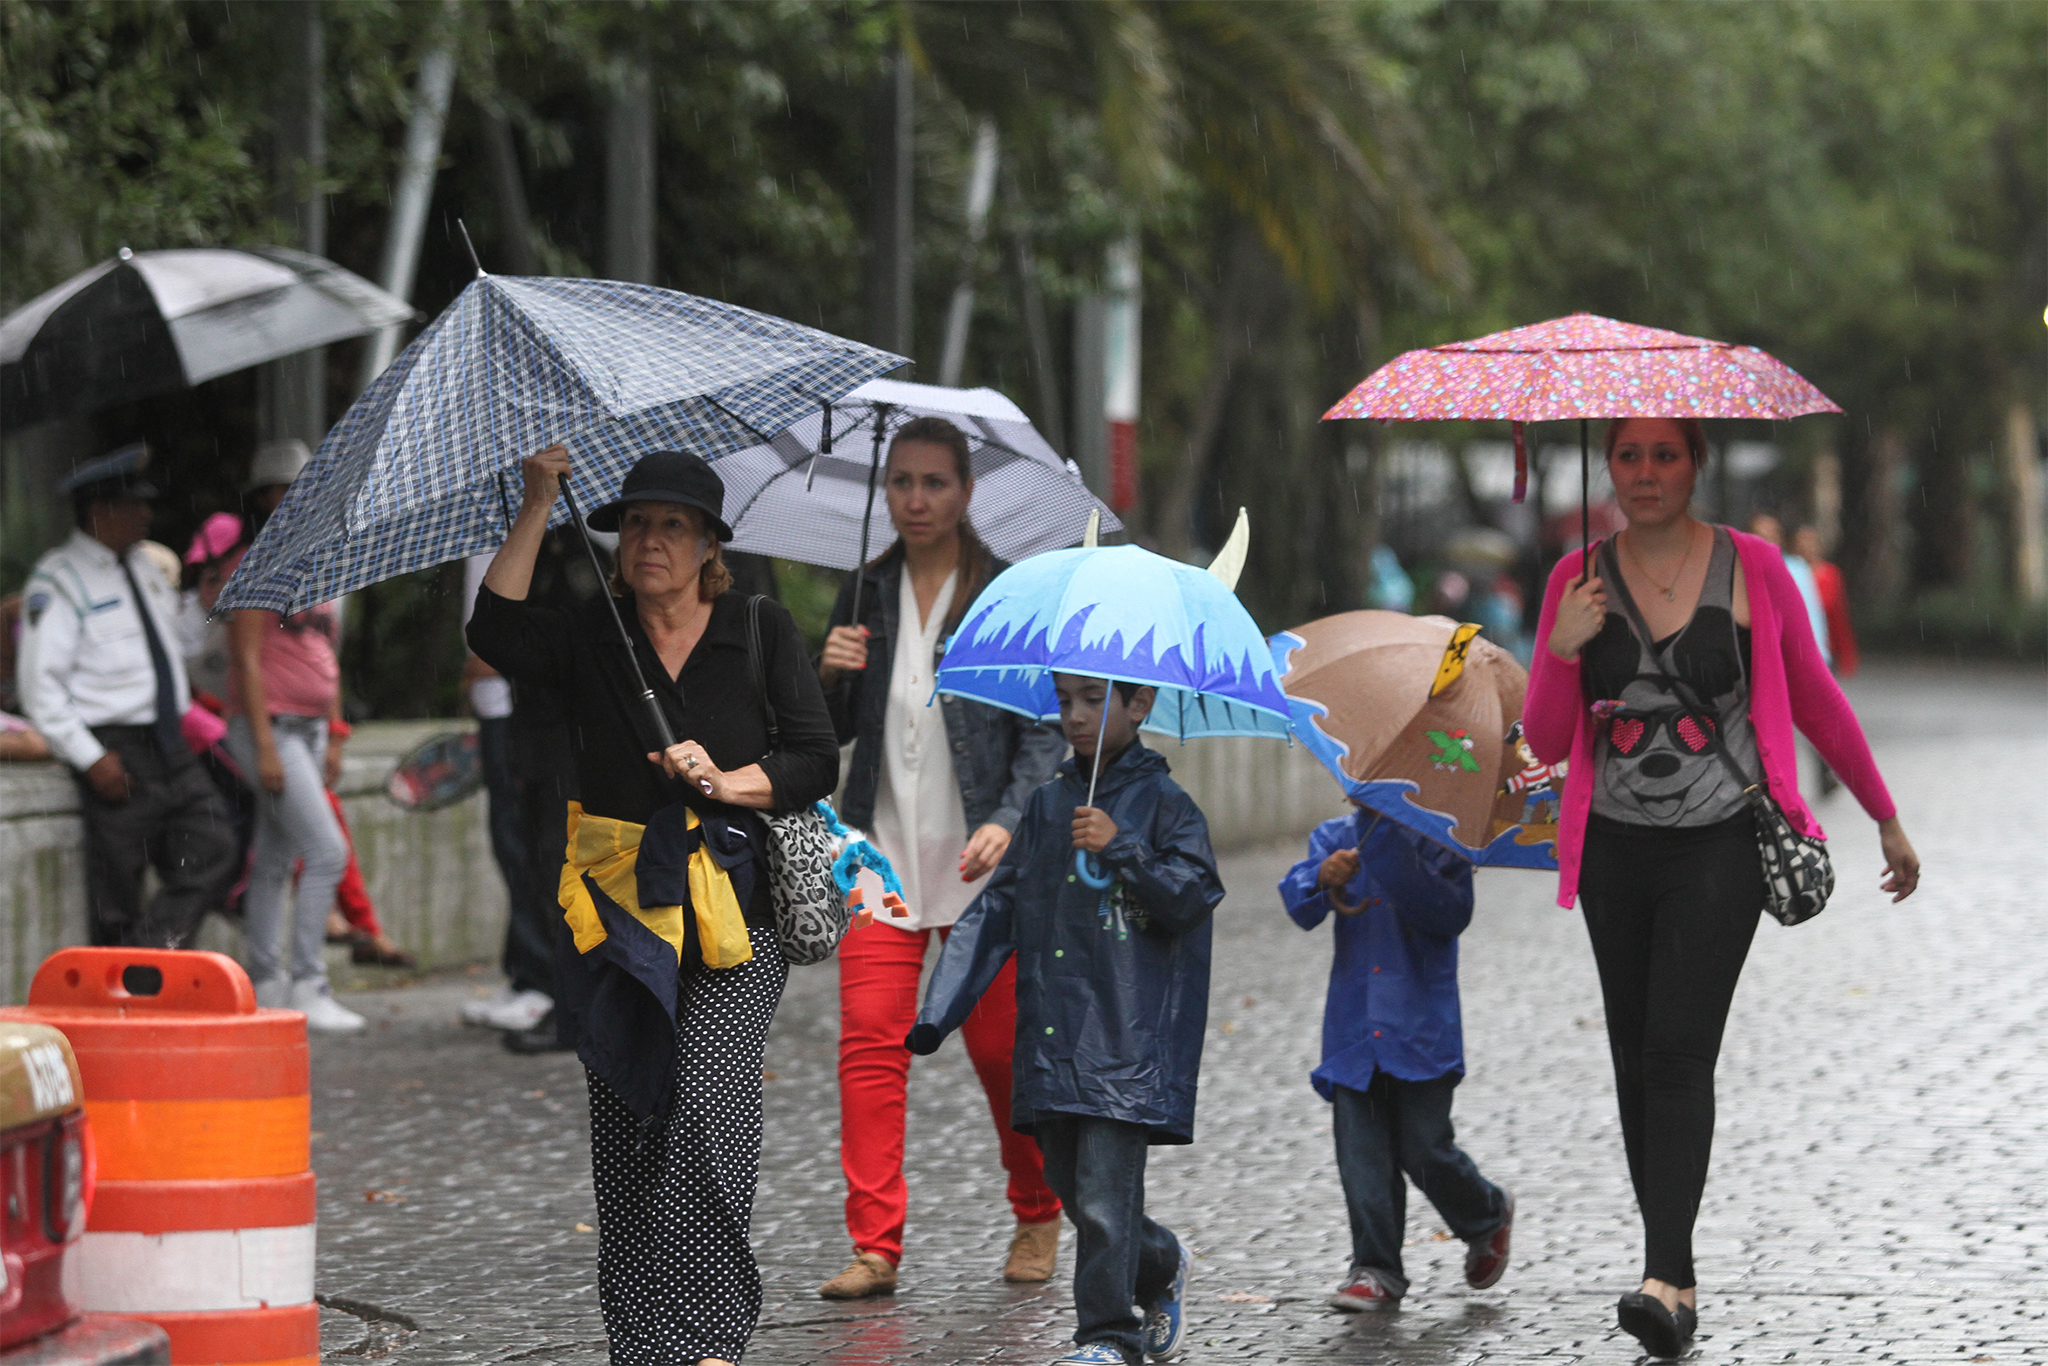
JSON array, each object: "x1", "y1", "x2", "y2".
[{"x1": 1269, "y1": 611, "x2": 1563, "y2": 868}]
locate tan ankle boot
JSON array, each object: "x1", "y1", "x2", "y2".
[
  {"x1": 1003, "y1": 1216, "x2": 1061, "y2": 1283},
  {"x1": 819, "y1": 1250, "x2": 897, "y2": 1299}
]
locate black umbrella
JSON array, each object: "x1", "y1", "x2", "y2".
[{"x1": 0, "y1": 246, "x2": 413, "y2": 435}]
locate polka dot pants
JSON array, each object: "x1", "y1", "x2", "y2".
[{"x1": 587, "y1": 925, "x2": 788, "y2": 1364}]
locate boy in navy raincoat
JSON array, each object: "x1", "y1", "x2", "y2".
[
  {"x1": 911, "y1": 673, "x2": 1222, "y2": 1366},
  {"x1": 1279, "y1": 809, "x2": 1515, "y2": 1312}
]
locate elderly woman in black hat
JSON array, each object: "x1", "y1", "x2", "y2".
[{"x1": 468, "y1": 444, "x2": 838, "y2": 1366}]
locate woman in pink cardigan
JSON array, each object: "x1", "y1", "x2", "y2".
[{"x1": 1526, "y1": 417, "x2": 1919, "y2": 1359}]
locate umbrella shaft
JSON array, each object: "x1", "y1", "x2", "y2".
[
  {"x1": 560, "y1": 477, "x2": 678, "y2": 753},
  {"x1": 850, "y1": 405, "x2": 889, "y2": 628},
  {"x1": 634, "y1": 688, "x2": 677, "y2": 751},
  {"x1": 1580, "y1": 418, "x2": 1591, "y2": 578},
  {"x1": 1085, "y1": 700, "x2": 1110, "y2": 809}
]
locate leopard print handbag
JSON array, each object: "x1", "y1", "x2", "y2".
[
  {"x1": 761, "y1": 802, "x2": 846, "y2": 964},
  {"x1": 746, "y1": 597, "x2": 850, "y2": 965}
]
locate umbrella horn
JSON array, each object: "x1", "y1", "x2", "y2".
[
  {"x1": 1207, "y1": 508, "x2": 1250, "y2": 590},
  {"x1": 559, "y1": 477, "x2": 678, "y2": 756}
]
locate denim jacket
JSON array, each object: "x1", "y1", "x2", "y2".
[{"x1": 824, "y1": 546, "x2": 1066, "y2": 834}]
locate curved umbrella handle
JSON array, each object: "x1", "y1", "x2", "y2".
[{"x1": 1074, "y1": 849, "x2": 1113, "y2": 889}]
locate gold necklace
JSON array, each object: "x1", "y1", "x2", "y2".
[{"x1": 1623, "y1": 524, "x2": 1698, "y2": 602}]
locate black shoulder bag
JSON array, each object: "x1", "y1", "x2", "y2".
[
  {"x1": 1607, "y1": 565, "x2": 1834, "y2": 927},
  {"x1": 743, "y1": 596, "x2": 849, "y2": 964}
]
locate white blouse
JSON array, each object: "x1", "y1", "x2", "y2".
[{"x1": 867, "y1": 567, "x2": 985, "y2": 933}]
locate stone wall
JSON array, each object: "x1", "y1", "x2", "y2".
[
  {"x1": 0, "y1": 722, "x2": 1343, "y2": 1004},
  {"x1": 0, "y1": 722, "x2": 508, "y2": 1004}
]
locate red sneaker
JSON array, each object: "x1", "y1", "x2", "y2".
[
  {"x1": 1464, "y1": 1191, "x2": 1515, "y2": 1289},
  {"x1": 1330, "y1": 1266, "x2": 1402, "y2": 1312}
]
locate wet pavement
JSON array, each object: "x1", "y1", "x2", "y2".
[{"x1": 312, "y1": 663, "x2": 2047, "y2": 1363}]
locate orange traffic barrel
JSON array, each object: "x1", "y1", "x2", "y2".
[{"x1": 0, "y1": 948, "x2": 316, "y2": 1366}]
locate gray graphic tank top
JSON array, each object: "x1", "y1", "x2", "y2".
[{"x1": 1585, "y1": 527, "x2": 1760, "y2": 827}]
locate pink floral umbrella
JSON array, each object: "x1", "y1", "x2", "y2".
[{"x1": 1323, "y1": 312, "x2": 1841, "y2": 568}]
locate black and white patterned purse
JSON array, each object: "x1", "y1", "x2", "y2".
[
  {"x1": 745, "y1": 596, "x2": 850, "y2": 965},
  {"x1": 1612, "y1": 587, "x2": 1834, "y2": 927}
]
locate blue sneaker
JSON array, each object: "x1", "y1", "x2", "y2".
[
  {"x1": 1140, "y1": 1240, "x2": 1191, "y2": 1361},
  {"x1": 1048, "y1": 1345, "x2": 1127, "y2": 1366}
]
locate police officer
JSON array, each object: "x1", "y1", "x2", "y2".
[{"x1": 17, "y1": 444, "x2": 235, "y2": 947}]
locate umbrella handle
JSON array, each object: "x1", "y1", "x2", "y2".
[{"x1": 1075, "y1": 850, "x2": 1113, "y2": 889}]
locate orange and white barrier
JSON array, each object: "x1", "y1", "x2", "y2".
[{"x1": 0, "y1": 948, "x2": 317, "y2": 1366}]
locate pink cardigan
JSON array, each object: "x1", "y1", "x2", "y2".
[{"x1": 1524, "y1": 527, "x2": 1895, "y2": 909}]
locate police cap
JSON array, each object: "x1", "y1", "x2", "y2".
[{"x1": 58, "y1": 443, "x2": 158, "y2": 503}]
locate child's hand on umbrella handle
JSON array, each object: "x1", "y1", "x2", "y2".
[
  {"x1": 520, "y1": 444, "x2": 570, "y2": 510},
  {"x1": 1072, "y1": 806, "x2": 1117, "y2": 854},
  {"x1": 818, "y1": 625, "x2": 869, "y2": 686},
  {"x1": 1317, "y1": 847, "x2": 1361, "y2": 892},
  {"x1": 1547, "y1": 572, "x2": 1607, "y2": 662}
]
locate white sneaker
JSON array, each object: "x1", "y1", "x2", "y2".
[
  {"x1": 254, "y1": 977, "x2": 291, "y2": 1010},
  {"x1": 461, "y1": 985, "x2": 517, "y2": 1026},
  {"x1": 475, "y1": 989, "x2": 552, "y2": 1033},
  {"x1": 289, "y1": 977, "x2": 368, "y2": 1034}
]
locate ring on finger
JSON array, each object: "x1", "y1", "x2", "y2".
[{"x1": 683, "y1": 753, "x2": 700, "y2": 769}]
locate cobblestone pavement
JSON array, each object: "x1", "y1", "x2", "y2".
[{"x1": 313, "y1": 663, "x2": 2046, "y2": 1364}]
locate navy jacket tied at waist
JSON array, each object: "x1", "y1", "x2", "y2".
[{"x1": 552, "y1": 802, "x2": 761, "y2": 1123}]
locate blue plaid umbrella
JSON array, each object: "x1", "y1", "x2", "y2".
[{"x1": 216, "y1": 273, "x2": 904, "y2": 615}]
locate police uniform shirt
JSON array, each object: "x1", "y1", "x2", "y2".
[{"x1": 17, "y1": 530, "x2": 195, "y2": 772}]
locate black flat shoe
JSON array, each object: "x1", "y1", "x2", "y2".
[
  {"x1": 503, "y1": 1008, "x2": 573, "y2": 1055},
  {"x1": 1616, "y1": 1292, "x2": 1694, "y2": 1359}
]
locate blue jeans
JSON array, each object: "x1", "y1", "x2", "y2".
[
  {"x1": 1331, "y1": 1072, "x2": 1506, "y2": 1295},
  {"x1": 224, "y1": 714, "x2": 348, "y2": 986},
  {"x1": 1033, "y1": 1115, "x2": 1182, "y2": 1365}
]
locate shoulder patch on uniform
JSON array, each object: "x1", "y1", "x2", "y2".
[{"x1": 25, "y1": 591, "x2": 49, "y2": 627}]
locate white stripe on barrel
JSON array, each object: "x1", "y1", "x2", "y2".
[{"x1": 61, "y1": 1225, "x2": 315, "y2": 1311}]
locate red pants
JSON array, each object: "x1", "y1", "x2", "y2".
[
  {"x1": 837, "y1": 918, "x2": 1060, "y2": 1266},
  {"x1": 326, "y1": 790, "x2": 382, "y2": 938}
]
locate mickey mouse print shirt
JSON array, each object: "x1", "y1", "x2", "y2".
[{"x1": 1581, "y1": 527, "x2": 1760, "y2": 828}]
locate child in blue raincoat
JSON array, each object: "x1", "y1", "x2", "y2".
[
  {"x1": 1279, "y1": 809, "x2": 1515, "y2": 1312},
  {"x1": 911, "y1": 673, "x2": 1223, "y2": 1366}
]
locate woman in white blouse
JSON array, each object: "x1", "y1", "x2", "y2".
[{"x1": 815, "y1": 417, "x2": 1068, "y2": 1300}]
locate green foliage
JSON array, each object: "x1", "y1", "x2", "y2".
[
  {"x1": 772, "y1": 557, "x2": 841, "y2": 654},
  {"x1": 1, "y1": 0, "x2": 2038, "y2": 712}
]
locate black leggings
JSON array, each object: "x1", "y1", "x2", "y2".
[{"x1": 1579, "y1": 812, "x2": 1764, "y2": 1288}]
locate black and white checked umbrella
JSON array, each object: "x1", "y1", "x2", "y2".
[
  {"x1": 0, "y1": 246, "x2": 413, "y2": 435},
  {"x1": 717, "y1": 377, "x2": 1120, "y2": 571}
]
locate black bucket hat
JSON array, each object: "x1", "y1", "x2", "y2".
[{"x1": 585, "y1": 449, "x2": 733, "y2": 540}]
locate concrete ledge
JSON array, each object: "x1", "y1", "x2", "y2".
[
  {"x1": 0, "y1": 723, "x2": 1342, "y2": 1004},
  {"x1": 0, "y1": 721, "x2": 507, "y2": 1004}
]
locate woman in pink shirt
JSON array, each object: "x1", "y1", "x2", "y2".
[
  {"x1": 1525, "y1": 417, "x2": 1919, "y2": 1358},
  {"x1": 220, "y1": 441, "x2": 366, "y2": 1033}
]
